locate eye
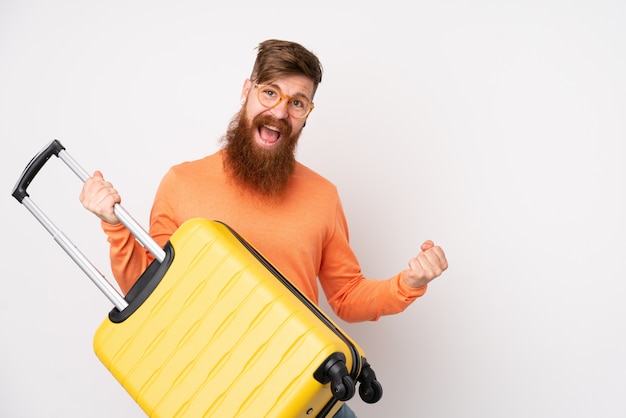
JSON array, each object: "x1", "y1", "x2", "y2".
[
  {"x1": 263, "y1": 87, "x2": 278, "y2": 98},
  {"x1": 290, "y1": 98, "x2": 306, "y2": 109}
]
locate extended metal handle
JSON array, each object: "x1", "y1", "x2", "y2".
[{"x1": 12, "y1": 140, "x2": 166, "y2": 310}]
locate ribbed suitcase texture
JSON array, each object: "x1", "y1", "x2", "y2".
[{"x1": 94, "y1": 218, "x2": 361, "y2": 417}]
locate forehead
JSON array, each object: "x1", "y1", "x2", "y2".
[{"x1": 263, "y1": 74, "x2": 315, "y2": 100}]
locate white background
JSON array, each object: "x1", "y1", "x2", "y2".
[{"x1": 1, "y1": 1, "x2": 625, "y2": 417}]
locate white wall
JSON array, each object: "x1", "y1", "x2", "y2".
[{"x1": 2, "y1": 1, "x2": 625, "y2": 417}]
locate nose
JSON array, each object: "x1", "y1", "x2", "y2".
[{"x1": 269, "y1": 99, "x2": 290, "y2": 119}]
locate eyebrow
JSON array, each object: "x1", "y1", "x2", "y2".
[{"x1": 266, "y1": 82, "x2": 312, "y2": 102}]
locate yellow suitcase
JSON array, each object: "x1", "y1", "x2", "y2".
[{"x1": 13, "y1": 140, "x2": 383, "y2": 417}]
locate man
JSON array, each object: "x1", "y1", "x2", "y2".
[{"x1": 80, "y1": 39, "x2": 448, "y2": 418}]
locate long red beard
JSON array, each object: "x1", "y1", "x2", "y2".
[{"x1": 222, "y1": 109, "x2": 302, "y2": 199}]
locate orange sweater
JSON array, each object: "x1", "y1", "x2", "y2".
[{"x1": 103, "y1": 150, "x2": 426, "y2": 322}]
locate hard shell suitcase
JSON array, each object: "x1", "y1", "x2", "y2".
[{"x1": 12, "y1": 140, "x2": 383, "y2": 417}]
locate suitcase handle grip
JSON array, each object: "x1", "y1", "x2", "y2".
[{"x1": 12, "y1": 139, "x2": 65, "y2": 203}]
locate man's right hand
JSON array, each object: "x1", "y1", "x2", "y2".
[{"x1": 79, "y1": 170, "x2": 122, "y2": 225}]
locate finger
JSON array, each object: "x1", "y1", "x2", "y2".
[
  {"x1": 80, "y1": 175, "x2": 105, "y2": 205},
  {"x1": 421, "y1": 246, "x2": 448, "y2": 273},
  {"x1": 410, "y1": 249, "x2": 445, "y2": 276},
  {"x1": 408, "y1": 256, "x2": 426, "y2": 274},
  {"x1": 406, "y1": 255, "x2": 436, "y2": 288},
  {"x1": 95, "y1": 185, "x2": 121, "y2": 207},
  {"x1": 429, "y1": 246, "x2": 448, "y2": 271},
  {"x1": 420, "y1": 240, "x2": 434, "y2": 252}
]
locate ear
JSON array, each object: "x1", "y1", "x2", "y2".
[{"x1": 241, "y1": 79, "x2": 252, "y2": 103}]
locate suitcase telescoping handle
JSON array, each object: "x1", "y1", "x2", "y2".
[{"x1": 12, "y1": 140, "x2": 166, "y2": 311}]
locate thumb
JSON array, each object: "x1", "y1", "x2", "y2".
[{"x1": 420, "y1": 240, "x2": 434, "y2": 252}]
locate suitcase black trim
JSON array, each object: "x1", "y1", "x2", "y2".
[{"x1": 107, "y1": 242, "x2": 175, "y2": 323}]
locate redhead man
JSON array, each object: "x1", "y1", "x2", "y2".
[{"x1": 80, "y1": 39, "x2": 448, "y2": 418}]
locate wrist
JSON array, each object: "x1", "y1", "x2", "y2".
[{"x1": 401, "y1": 270, "x2": 428, "y2": 289}]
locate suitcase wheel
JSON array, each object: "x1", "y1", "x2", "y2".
[
  {"x1": 333, "y1": 374, "x2": 356, "y2": 401},
  {"x1": 357, "y1": 359, "x2": 383, "y2": 403},
  {"x1": 359, "y1": 378, "x2": 383, "y2": 403},
  {"x1": 314, "y1": 352, "x2": 356, "y2": 402}
]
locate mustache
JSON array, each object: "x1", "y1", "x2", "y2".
[{"x1": 253, "y1": 113, "x2": 292, "y2": 137}]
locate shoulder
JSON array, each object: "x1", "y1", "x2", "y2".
[
  {"x1": 292, "y1": 162, "x2": 339, "y2": 199},
  {"x1": 295, "y1": 161, "x2": 333, "y2": 184},
  {"x1": 169, "y1": 150, "x2": 222, "y2": 174},
  {"x1": 159, "y1": 151, "x2": 223, "y2": 184},
  {"x1": 156, "y1": 151, "x2": 223, "y2": 193}
]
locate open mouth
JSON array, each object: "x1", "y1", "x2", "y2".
[{"x1": 257, "y1": 124, "x2": 282, "y2": 147}]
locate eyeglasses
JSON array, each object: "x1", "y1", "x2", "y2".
[{"x1": 254, "y1": 83, "x2": 314, "y2": 119}]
